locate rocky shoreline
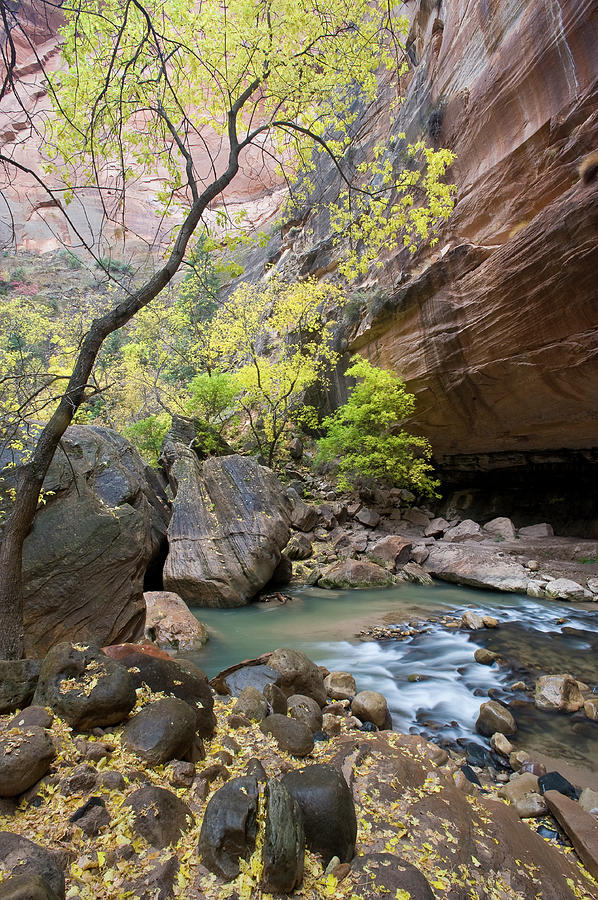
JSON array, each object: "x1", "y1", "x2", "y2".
[{"x1": 0, "y1": 639, "x2": 597, "y2": 899}]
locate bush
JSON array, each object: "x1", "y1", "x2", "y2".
[
  {"x1": 59, "y1": 249, "x2": 83, "y2": 270},
  {"x1": 317, "y1": 355, "x2": 439, "y2": 497},
  {"x1": 95, "y1": 256, "x2": 134, "y2": 276},
  {"x1": 124, "y1": 413, "x2": 171, "y2": 466}
]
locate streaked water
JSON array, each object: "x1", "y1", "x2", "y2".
[{"x1": 188, "y1": 582, "x2": 598, "y2": 771}]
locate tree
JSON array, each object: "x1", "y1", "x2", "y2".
[
  {"x1": 0, "y1": 0, "x2": 455, "y2": 657},
  {"x1": 205, "y1": 277, "x2": 342, "y2": 465},
  {"x1": 317, "y1": 355, "x2": 439, "y2": 496}
]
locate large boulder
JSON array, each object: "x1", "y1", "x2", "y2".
[
  {"x1": 260, "y1": 715, "x2": 314, "y2": 757},
  {"x1": 476, "y1": 700, "x2": 517, "y2": 737},
  {"x1": 261, "y1": 779, "x2": 305, "y2": 894},
  {"x1": 32, "y1": 642, "x2": 136, "y2": 730},
  {"x1": 126, "y1": 785, "x2": 194, "y2": 849},
  {"x1": 0, "y1": 425, "x2": 170, "y2": 657},
  {"x1": 161, "y1": 448, "x2": 292, "y2": 607},
  {"x1": 424, "y1": 545, "x2": 529, "y2": 592},
  {"x1": 0, "y1": 834, "x2": 65, "y2": 899},
  {"x1": 267, "y1": 649, "x2": 326, "y2": 706},
  {"x1": 122, "y1": 698, "x2": 197, "y2": 766}
]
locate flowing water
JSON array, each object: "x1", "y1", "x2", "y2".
[{"x1": 189, "y1": 582, "x2": 598, "y2": 773}]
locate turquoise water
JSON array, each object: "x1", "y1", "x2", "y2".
[{"x1": 188, "y1": 582, "x2": 598, "y2": 772}]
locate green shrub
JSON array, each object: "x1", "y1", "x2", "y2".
[
  {"x1": 59, "y1": 249, "x2": 83, "y2": 270},
  {"x1": 124, "y1": 413, "x2": 171, "y2": 466},
  {"x1": 95, "y1": 256, "x2": 134, "y2": 276},
  {"x1": 317, "y1": 354, "x2": 439, "y2": 497}
]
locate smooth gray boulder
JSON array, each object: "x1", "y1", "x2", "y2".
[
  {"x1": 0, "y1": 426, "x2": 170, "y2": 657},
  {"x1": 424, "y1": 545, "x2": 529, "y2": 592},
  {"x1": 162, "y1": 449, "x2": 292, "y2": 607}
]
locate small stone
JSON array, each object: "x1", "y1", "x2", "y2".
[
  {"x1": 232, "y1": 687, "x2": 268, "y2": 723},
  {"x1": 324, "y1": 672, "x2": 356, "y2": 701},
  {"x1": 538, "y1": 771, "x2": 578, "y2": 799},
  {"x1": 263, "y1": 683, "x2": 288, "y2": 715},
  {"x1": 260, "y1": 715, "x2": 314, "y2": 757},
  {"x1": 351, "y1": 691, "x2": 390, "y2": 729},
  {"x1": 490, "y1": 733, "x2": 513, "y2": 757},
  {"x1": 535, "y1": 674, "x2": 584, "y2": 712},
  {"x1": 424, "y1": 517, "x2": 450, "y2": 537},
  {"x1": 444, "y1": 519, "x2": 484, "y2": 543},
  {"x1": 287, "y1": 695, "x2": 323, "y2": 733},
  {"x1": 461, "y1": 610, "x2": 485, "y2": 630},
  {"x1": 526, "y1": 559, "x2": 539, "y2": 571},
  {"x1": 514, "y1": 792, "x2": 547, "y2": 818},
  {"x1": 356, "y1": 507, "x2": 380, "y2": 528},
  {"x1": 410, "y1": 545, "x2": 430, "y2": 565},
  {"x1": 579, "y1": 788, "x2": 598, "y2": 818},
  {"x1": 0, "y1": 727, "x2": 55, "y2": 797},
  {"x1": 511, "y1": 681, "x2": 527, "y2": 691},
  {"x1": 498, "y1": 772, "x2": 540, "y2": 804},
  {"x1": 519, "y1": 761, "x2": 547, "y2": 777},
  {"x1": 482, "y1": 615, "x2": 499, "y2": 628},
  {"x1": 7, "y1": 708, "x2": 53, "y2": 730},
  {"x1": 70, "y1": 797, "x2": 110, "y2": 836},
  {"x1": 509, "y1": 750, "x2": 530, "y2": 771},
  {"x1": 126, "y1": 785, "x2": 194, "y2": 849},
  {"x1": 474, "y1": 648, "x2": 499, "y2": 665},
  {"x1": 322, "y1": 714, "x2": 342, "y2": 735},
  {"x1": 325, "y1": 856, "x2": 341, "y2": 875},
  {"x1": 168, "y1": 761, "x2": 196, "y2": 788},
  {"x1": 584, "y1": 698, "x2": 598, "y2": 720},
  {"x1": 476, "y1": 701, "x2": 517, "y2": 737}
]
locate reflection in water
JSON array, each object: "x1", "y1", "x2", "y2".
[{"x1": 189, "y1": 582, "x2": 598, "y2": 772}]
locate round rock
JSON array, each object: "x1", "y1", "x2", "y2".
[
  {"x1": 287, "y1": 695, "x2": 323, "y2": 733},
  {"x1": 126, "y1": 785, "x2": 193, "y2": 849},
  {"x1": 267, "y1": 649, "x2": 326, "y2": 706},
  {"x1": 0, "y1": 727, "x2": 55, "y2": 797},
  {"x1": 260, "y1": 714, "x2": 314, "y2": 757},
  {"x1": 324, "y1": 672, "x2": 356, "y2": 701},
  {"x1": 0, "y1": 875, "x2": 61, "y2": 900},
  {"x1": 232, "y1": 686, "x2": 268, "y2": 723},
  {"x1": 32, "y1": 642, "x2": 135, "y2": 731},
  {"x1": 351, "y1": 691, "x2": 391, "y2": 729},
  {"x1": 122, "y1": 698, "x2": 196, "y2": 766},
  {"x1": 475, "y1": 700, "x2": 517, "y2": 737},
  {"x1": 0, "y1": 834, "x2": 65, "y2": 899},
  {"x1": 352, "y1": 852, "x2": 434, "y2": 899}
]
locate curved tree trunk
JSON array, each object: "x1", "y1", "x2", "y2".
[{"x1": 0, "y1": 148, "x2": 240, "y2": 659}]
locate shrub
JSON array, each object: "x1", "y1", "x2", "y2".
[
  {"x1": 317, "y1": 355, "x2": 439, "y2": 496},
  {"x1": 95, "y1": 256, "x2": 134, "y2": 276},
  {"x1": 124, "y1": 413, "x2": 171, "y2": 466}
]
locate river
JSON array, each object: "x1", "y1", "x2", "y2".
[{"x1": 189, "y1": 582, "x2": 598, "y2": 773}]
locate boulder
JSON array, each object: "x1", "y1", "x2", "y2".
[
  {"x1": 261, "y1": 779, "x2": 305, "y2": 894},
  {"x1": 519, "y1": 523, "x2": 554, "y2": 537},
  {"x1": 483, "y1": 517, "x2": 516, "y2": 540},
  {"x1": 0, "y1": 834, "x2": 65, "y2": 899},
  {"x1": 32, "y1": 642, "x2": 136, "y2": 730},
  {"x1": 211, "y1": 661, "x2": 281, "y2": 698},
  {"x1": 351, "y1": 853, "x2": 434, "y2": 899},
  {"x1": 0, "y1": 661, "x2": 41, "y2": 714},
  {"x1": 424, "y1": 517, "x2": 450, "y2": 537},
  {"x1": 287, "y1": 695, "x2": 323, "y2": 733},
  {"x1": 290, "y1": 500, "x2": 320, "y2": 532},
  {"x1": 490, "y1": 733, "x2": 514, "y2": 757},
  {"x1": 143, "y1": 591, "x2": 208, "y2": 653},
  {"x1": 425, "y1": 545, "x2": 529, "y2": 592},
  {"x1": 351, "y1": 691, "x2": 391, "y2": 729},
  {"x1": 284, "y1": 534, "x2": 313, "y2": 561},
  {"x1": 401, "y1": 562, "x2": 433, "y2": 585},
  {"x1": 288, "y1": 437, "x2": 303, "y2": 460},
  {"x1": 535, "y1": 675, "x2": 585, "y2": 712},
  {"x1": 538, "y1": 772, "x2": 578, "y2": 800},
  {"x1": 514, "y1": 793, "x2": 547, "y2": 818},
  {"x1": 318, "y1": 559, "x2": 394, "y2": 590},
  {"x1": 0, "y1": 425, "x2": 170, "y2": 657},
  {"x1": 544, "y1": 790, "x2": 598, "y2": 879},
  {"x1": 544, "y1": 579, "x2": 592, "y2": 601},
  {"x1": 476, "y1": 701, "x2": 517, "y2": 736},
  {"x1": 324, "y1": 672, "x2": 356, "y2": 701},
  {"x1": 7, "y1": 707, "x2": 53, "y2": 730},
  {"x1": 282, "y1": 764, "x2": 357, "y2": 864},
  {"x1": 0, "y1": 726, "x2": 55, "y2": 797},
  {"x1": 126, "y1": 785, "x2": 193, "y2": 849},
  {"x1": 368, "y1": 535, "x2": 412, "y2": 569},
  {"x1": 268, "y1": 649, "x2": 326, "y2": 706},
  {"x1": 161, "y1": 451, "x2": 292, "y2": 606},
  {"x1": 0, "y1": 875, "x2": 61, "y2": 900},
  {"x1": 69, "y1": 797, "x2": 110, "y2": 836},
  {"x1": 197, "y1": 776, "x2": 259, "y2": 879},
  {"x1": 232, "y1": 687, "x2": 268, "y2": 723},
  {"x1": 260, "y1": 715, "x2": 314, "y2": 757},
  {"x1": 103, "y1": 647, "x2": 215, "y2": 737},
  {"x1": 410, "y1": 545, "x2": 430, "y2": 565},
  {"x1": 401, "y1": 508, "x2": 430, "y2": 528},
  {"x1": 122, "y1": 698, "x2": 197, "y2": 766},
  {"x1": 263, "y1": 683, "x2": 287, "y2": 715},
  {"x1": 355, "y1": 507, "x2": 380, "y2": 528},
  {"x1": 120, "y1": 857, "x2": 179, "y2": 900},
  {"x1": 443, "y1": 519, "x2": 484, "y2": 542}
]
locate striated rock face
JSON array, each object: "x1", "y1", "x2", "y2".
[{"x1": 161, "y1": 442, "x2": 292, "y2": 607}]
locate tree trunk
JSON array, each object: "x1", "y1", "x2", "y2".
[{"x1": 0, "y1": 148, "x2": 240, "y2": 659}]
